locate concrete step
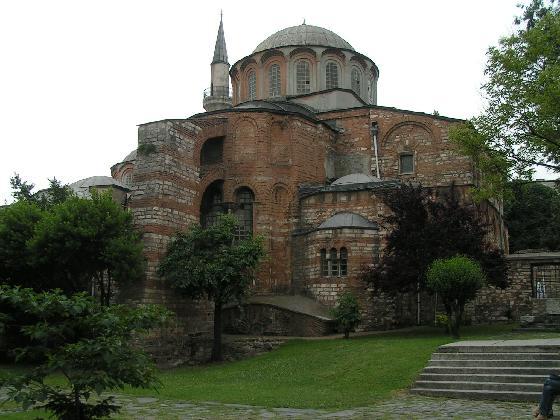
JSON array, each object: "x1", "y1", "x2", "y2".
[
  {"x1": 423, "y1": 366, "x2": 554, "y2": 375},
  {"x1": 414, "y1": 380, "x2": 542, "y2": 392},
  {"x1": 428, "y1": 359, "x2": 560, "y2": 368},
  {"x1": 431, "y1": 352, "x2": 560, "y2": 360},
  {"x1": 438, "y1": 345, "x2": 560, "y2": 354},
  {"x1": 410, "y1": 388, "x2": 541, "y2": 402},
  {"x1": 418, "y1": 373, "x2": 547, "y2": 384}
]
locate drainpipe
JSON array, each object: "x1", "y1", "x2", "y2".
[{"x1": 370, "y1": 122, "x2": 381, "y2": 178}]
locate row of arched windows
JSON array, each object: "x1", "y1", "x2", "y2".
[
  {"x1": 244, "y1": 61, "x2": 364, "y2": 100},
  {"x1": 320, "y1": 247, "x2": 348, "y2": 277}
]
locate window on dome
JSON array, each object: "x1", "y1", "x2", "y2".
[
  {"x1": 296, "y1": 61, "x2": 310, "y2": 94},
  {"x1": 400, "y1": 153, "x2": 414, "y2": 174},
  {"x1": 329, "y1": 248, "x2": 339, "y2": 276},
  {"x1": 351, "y1": 68, "x2": 361, "y2": 95},
  {"x1": 268, "y1": 64, "x2": 281, "y2": 97},
  {"x1": 248, "y1": 71, "x2": 256, "y2": 100},
  {"x1": 326, "y1": 62, "x2": 339, "y2": 89}
]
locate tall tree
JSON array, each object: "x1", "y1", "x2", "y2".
[
  {"x1": 450, "y1": 0, "x2": 560, "y2": 198},
  {"x1": 363, "y1": 184, "x2": 507, "y2": 294},
  {"x1": 158, "y1": 214, "x2": 265, "y2": 361},
  {"x1": 504, "y1": 181, "x2": 560, "y2": 252},
  {"x1": 30, "y1": 192, "x2": 145, "y2": 304}
]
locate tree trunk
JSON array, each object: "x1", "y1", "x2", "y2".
[
  {"x1": 343, "y1": 329, "x2": 350, "y2": 339},
  {"x1": 211, "y1": 300, "x2": 223, "y2": 362}
]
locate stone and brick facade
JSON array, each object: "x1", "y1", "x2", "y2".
[{"x1": 105, "y1": 19, "x2": 511, "y2": 341}]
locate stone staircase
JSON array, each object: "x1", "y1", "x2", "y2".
[{"x1": 411, "y1": 339, "x2": 560, "y2": 401}]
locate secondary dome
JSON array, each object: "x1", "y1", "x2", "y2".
[
  {"x1": 253, "y1": 24, "x2": 354, "y2": 53},
  {"x1": 332, "y1": 173, "x2": 381, "y2": 185}
]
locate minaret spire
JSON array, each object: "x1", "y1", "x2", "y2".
[
  {"x1": 212, "y1": 10, "x2": 228, "y2": 64},
  {"x1": 203, "y1": 12, "x2": 232, "y2": 112}
]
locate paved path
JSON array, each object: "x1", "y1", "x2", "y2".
[
  {"x1": 113, "y1": 393, "x2": 540, "y2": 419},
  {"x1": 1, "y1": 393, "x2": 538, "y2": 419}
]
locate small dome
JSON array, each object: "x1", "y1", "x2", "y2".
[
  {"x1": 318, "y1": 212, "x2": 378, "y2": 230},
  {"x1": 122, "y1": 149, "x2": 137, "y2": 163},
  {"x1": 253, "y1": 24, "x2": 354, "y2": 53},
  {"x1": 332, "y1": 173, "x2": 381, "y2": 186},
  {"x1": 69, "y1": 176, "x2": 129, "y2": 198}
]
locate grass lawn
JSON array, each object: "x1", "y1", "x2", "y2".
[{"x1": 1, "y1": 323, "x2": 559, "y2": 417}]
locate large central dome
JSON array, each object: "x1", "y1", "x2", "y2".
[{"x1": 253, "y1": 24, "x2": 354, "y2": 53}]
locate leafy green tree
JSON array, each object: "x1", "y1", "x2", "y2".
[
  {"x1": 0, "y1": 201, "x2": 44, "y2": 289},
  {"x1": 30, "y1": 192, "x2": 144, "y2": 304},
  {"x1": 426, "y1": 256, "x2": 486, "y2": 337},
  {"x1": 450, "y1": 0, "x2": 560, "y2": 198},
  {"x1": 10, "y1": 173, "x2": 72, "y2": 209},
  {"x1": 158, "y1": 214, "x2": 265, "y2": 361},
  {"x1": 331, "y1": 291, "x2": 361, "y2": 339},
  {"x1": 363, "y1": 184, "x2": 507, "y2": 295},
  {"x1": 504, "y1": 181, "x2": 560, "y2": 252},
  {"x1": 0, "y1": 286, "x2": 169, "y2": 419}
]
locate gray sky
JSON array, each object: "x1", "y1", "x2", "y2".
[{"x1": 0, "y1": 0, "x2": 552, "y2": 203}]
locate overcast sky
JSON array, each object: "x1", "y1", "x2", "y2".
[{"x1": 0, "y1": 0, "x2": 552, "y2": 203}]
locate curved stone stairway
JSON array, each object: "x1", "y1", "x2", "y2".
[{"x1": 411, "y1": 339, "x2": 560, "y2": 401}]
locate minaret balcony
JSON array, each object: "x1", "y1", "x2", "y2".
[{"x1": 203, "y1": 86, "x2": 232, "y2": 112}]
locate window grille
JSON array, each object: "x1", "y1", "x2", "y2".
[
  {"x1": 400, "y1": 153, "x2": 414, "y2": 174},
  {"x1": 326, "y1": 62, "x2": 339, "y2": 89},
  {"x1": 235, "y1": 187, "x2": 254, "y2": 240},
  {"x1": 329, "y1": 248, "x2": 339, "y2": 276},
  {"x1": 339, "y1": 247, "x2": 348, "y2": 276},
  {"x1": 296, "y1": 61, "x2": 310, "y2": 94},
  {"x1": 248, "y1": 71, "x2": 256, "y2": 100},
  {"x1": 200, "y1": 181, "x2": 224, "y2": 228},
  {"x1": 320, "y1": 249, "x2": 328, "y2": 276},
  {"x1": 351, "y1": 68, "x2": 361, "y2": 95},
  {"x1": 269, "y1": 64, "x2": 281, "y2": 97},
  {"x1": 532, "y1": 264, "x2": 560, "y2": 299}
]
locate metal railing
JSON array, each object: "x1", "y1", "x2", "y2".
[{"x1": 203, "y1": 86, "x2": 232, "y2": 98}]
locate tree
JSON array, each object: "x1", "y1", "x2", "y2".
[
  {"x1": 363, "y1": 184, "x2": 507, "y2": 295},
  {"x1": 504, "y1": 181, "x2": 560, "y2": 252},
  {"x1": 331, "y1": 291, "x2": 361, "y2": 339},
  {"x1": 10, "y1": 173, "x2": 72, "y2": 209},
  {"x1": 0, "y1": 184, "x2": 144, "y2": 303},
  {"x1": 426, "y1": 256, "x2": 486, "y2": 337},
  {"x1": 0, "y1": 286, "x2": 169, "y2": 419},
  {"x1": 30, "y1": 192, "x2": 145, "y2": 304},
  {"x1": 450, "y1": 0, "x2": 560, "y2": 198},
  {"x1": 158, "y1": 214, "x2": 265, "y2": 361}
]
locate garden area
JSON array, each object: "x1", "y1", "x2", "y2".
[{"x1": 1, "y1": 324, "x2": 559, "y2": 418}]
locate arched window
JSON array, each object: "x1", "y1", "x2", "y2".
[
  {"x1": 351, "y1": 68, "x2": 361, "y2": 95},
  {"x1": 235, "y1": 187, "x2": 254, "y2": 239},
  {"x1": 200, "y1": 180, "x2": 224, "y2": 228},
  {"x1": 121, "y1": 170, "x2": 132, "y2": 186},
  {"x1": 320, "y1": 249, "x2": 328, "y2": 276},
  {"x1": 296, "y1": 60, "x2": 310, "y2": 94},
  {"x1": 200, "y1": 137, "x2": 224, "y2": 166},
  {"x1": 268, "y1": 64, "x2": 281, "y2": 97},
  {"x1": 325, "y1": 62, "x2": 339, "y2": 89},
  {"x1": 339, "y1": 247, "x2": 348, "y2": 276},
  {"x1": 329, "y1": 248, "x2": 339, "y2": 276},
  {"x1": 247, "y1": 71, "x2": 256, "y2": 100}
]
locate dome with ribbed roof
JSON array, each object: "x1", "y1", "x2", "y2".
[{"x1": 253, "y1": 24, "x2": 354, "y2": 53}]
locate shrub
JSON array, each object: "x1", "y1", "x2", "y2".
[
  {"x1": 427, "y1": 256, "x2": 486, "y2": 337},
  {"x1": 331, "y1": 291, "x2": 361, "y2": 339}
]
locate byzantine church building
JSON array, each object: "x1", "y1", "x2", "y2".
[{"x1": 107, "y1": 16, "x2": 508, "y2": 335}]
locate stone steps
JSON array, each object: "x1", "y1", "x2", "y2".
[{"x1": 410, "y1": 339, "x2": 560, "y2": 401}]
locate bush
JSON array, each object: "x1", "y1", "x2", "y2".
[
  {"x1": 331, "y1": 292, "x2": 361, "y2": 339},
  {"x1": 427, "y1": 256, "x2": 486, "y2": 337},
  {"x1": 0, "y1": 286, "x2": 169, "y2": 419}
]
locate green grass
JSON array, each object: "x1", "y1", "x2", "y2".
[{"x1": 1, "y1": 323, "x2": 559, "y2": 417}]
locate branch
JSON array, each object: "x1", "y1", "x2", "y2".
[
  {"x1": 505, "y1": 150, "x2": 560, "y2": 170},
  {"x1": 525, "y1": 121, "x2": 560, "y2": 149}
]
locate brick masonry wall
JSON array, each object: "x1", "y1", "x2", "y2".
[{"x1": 124, "y1": 120, "x2": 212, "y2": 333}]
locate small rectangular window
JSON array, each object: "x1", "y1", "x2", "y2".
[{"x1": 400, "y1": 153, "x2": 414, "y2": 174}]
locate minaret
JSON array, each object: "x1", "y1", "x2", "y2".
[{"x1": 203, "y1": 12, "x2": 232, "y2": 112}]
